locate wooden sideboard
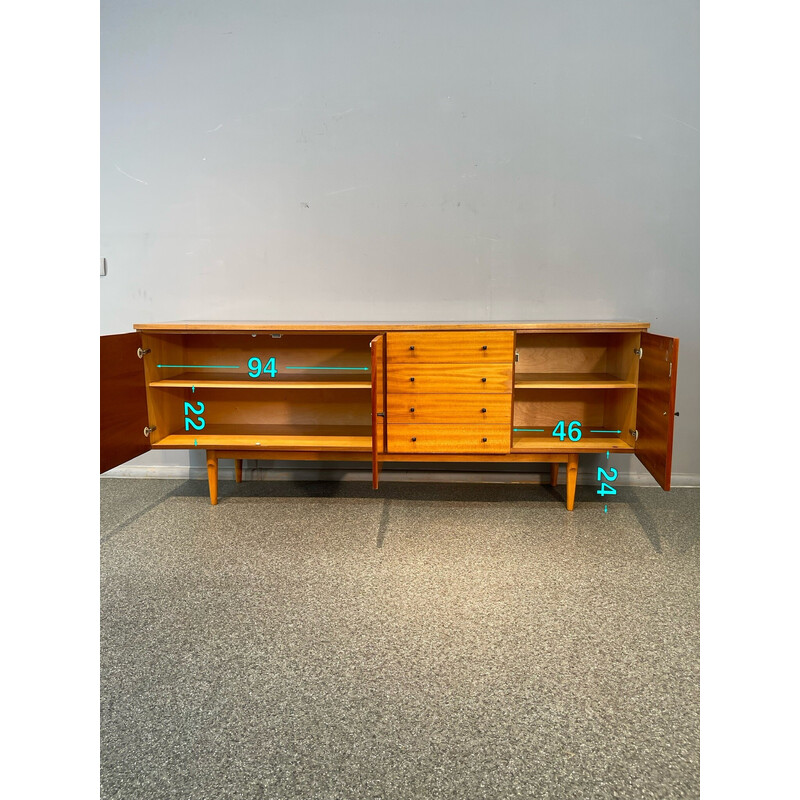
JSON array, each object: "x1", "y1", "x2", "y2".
[{"x1": 100, "y1": 322, "x2": 679, "y2": 509}]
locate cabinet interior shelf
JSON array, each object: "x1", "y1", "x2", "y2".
[
  {"x1": 514, "y1": 372, "x2": 636, "y2": 389},
  {"x1": 157, "y1": 424, "x2": 372, "y2": 451},
  {"x1": 511, "y1": 431, "x2": 634, "y2": 453},
  {"x1": 150, "y1": 372, "x2": 371, "y2": 390}
]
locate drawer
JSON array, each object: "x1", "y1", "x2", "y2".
[
  {"x1": 386, "y1": 331, "x2": 514, "y2": 363},
  {"x1": 387, "y1": 424, "x2": 510, "y2": 454},
  {"x1": 386, "y1": 363, "x2": 513, "y2": 394},
  {"x1": 388, "y1": 393, "x2": 512, "y2": 424}
]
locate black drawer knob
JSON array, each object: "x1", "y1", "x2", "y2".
[
  {"x1": 481, "y1": 408, "x2": 487, "y2": 413},
  {"x1": 410, "y1": 377, "x2": 415, "y2": 382},
  {"x1": 482, "y1": 345, "x2": 488, "y2": 350},
  {"x1": 410, "y1": 407, "x2": 415, "y2": 412},
  {"x1": 482, "y1": 438, "x2": 488, "y2": 442},
  {"x1": 411, "y1": 437, "x2": 417, "y2": 442},
  {"x1": 481, "y1": 377, "x2": 487, "y2": 382},
  {"x1": 409, "y1": 345, "x2": 415, "y2": 350}
]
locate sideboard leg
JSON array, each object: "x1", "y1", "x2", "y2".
[
  {"x1": 206, "y1": 450, "x2": 219, "y2": 505},
  {"x1": 566, "y1": 454, "x2": 579, "y2": 511},
  {"x1": 550, "y1": 463, "x2": 559, "y2": 487},
  {"x1": 372, "y1": 457, "x2": 380, "y2": 490},
  {"x1": 235, "y1": 458, "x2": 243, "y2": 483}
]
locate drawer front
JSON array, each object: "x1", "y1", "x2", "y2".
[
  {"x1": 388, "y1": 393, "x2": 512, "y2": 424},
  {"x1": 387, "y1": 424, "x2": 510, "y2": 454},
  {"x1": 386, "y1": 331, "x2": 514, "y2": 363},
  {"x1": 387, "y1": 363, "x2": 513, "y2": 394}
]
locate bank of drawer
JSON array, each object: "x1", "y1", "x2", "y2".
[
  {"x1": 388, "y1": 393, "x2": 512, "y2": 424},
  {"x1": 387, "y1": 424, "x2": 510, "y2": 454},
  {"x1": 386, "y1": 331, "x2": 514, "y2": 363},
  {"x1": 386, "y1": 363, "x2": 513, "y2": 394}
]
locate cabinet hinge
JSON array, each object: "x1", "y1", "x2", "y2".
[
  {"x1": 669, "y1": 362, "x2": 672, "y2": 378},
  {"x1": 376, "y1": 412, "x2": 385, "y2": 417},
  {"x1": 515, "y1": 351, "x2": 519, "y2": 363},
  {"x1": 629, "y1": 429, "x2": 639, "y2": 441},
  {"x1": 634, "y1": 347, "x2": 643, "y2": 359},
  {"x1": 271, "y1": 333, "x2": 283, "y2": 338},
  {"x1": 137, "y1": 347, "x2": 151, "y2": 358}
]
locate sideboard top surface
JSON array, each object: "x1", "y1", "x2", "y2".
[{"x1": 133, "y1": 320, "x2": 651, "y2": 333}]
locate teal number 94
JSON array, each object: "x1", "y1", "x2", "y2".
[
  {"x1": 248, "y1": 356, "x2": 277, "y2": 378},
  {"x1": 552, "y1": 420, "x2": 582, "y2": 441}
]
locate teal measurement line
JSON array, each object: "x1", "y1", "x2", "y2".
[
  {"x1": 157, "y1": 364, "x2": 240, "y2": 369},
  {"x1": 590, "y1": 429, "x2": 621, "y2": 433},
  {"x1": 284, "y1": 366, "x2": 370, "y2": 371},
  {"x1": 513, "y1": 428, "x2": 545, "y2": 432}
]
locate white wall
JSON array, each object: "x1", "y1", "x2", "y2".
[{"x1": 101, "y1": 0, "x2": 699, "y2": 484}]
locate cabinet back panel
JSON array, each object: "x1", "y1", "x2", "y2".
[
  {"x1": 177, "y1": 333, "x2": 375, "y2": 380},
  {"x1": 157, "y1": 388, "x2": 371, "y2": 433},
  {"x1": 513, "y1": 392, "x2": 605, "y2": 428},
  {"x1": 516, "y1": 333, "x2": 642, "y2": 378}
]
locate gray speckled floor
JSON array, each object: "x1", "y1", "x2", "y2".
[{"x1": 101, "y1": 479, "x2": 699, "y2": 800}]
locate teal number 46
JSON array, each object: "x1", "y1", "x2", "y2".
[{"x1": 552, "y1": 420, "x2": 582, "y2": 441}]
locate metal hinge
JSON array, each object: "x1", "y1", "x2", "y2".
[
  {"x1": 515, "y1": 351, "x2": 519, "y2": 363},
  {"x1": 629, "y1": 429, "x2": 639, "y2": 441},
  {"x1": 376, "y1": 412, "x2": 385, "y2": 417},
  {"x1": 271, "y1": 333, "x2": 282, "y2": 338},
  {"x1": 669, "y1": 362, "x2": 672, "y2": 378},
  {"x1": 137, "y1": 347, "x2": 151, "y2": 358},
  {"x1": 634, "y1": 348, "x2": 643, "y2": 359}
]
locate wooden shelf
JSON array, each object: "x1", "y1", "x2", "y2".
[
  {"x1": 155, "y1": 424, "x2": 372, "y2": 451},
  {"x1": 511, "y1": 430, "x2": 634, "y2": 453},
  {"x1": 150, "y1": 372, "x2": 371, "y2": 390},
  {"x1": 514, "y1": 372, "x2": 636, "y2": 389}
]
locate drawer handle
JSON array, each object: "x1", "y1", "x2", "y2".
[
  {"x1": 482, "y1": 345, "x2": 488, "y2": 350},
  {"x1": 411, "y1": 437, "x2": 417, "y2": 442},
  {"x1": 410, "y1": 377, "x2": 415, "y2": 382},
  {"x1": 410, "y1": 407, "x2": 415, "y2": 412},
  {"x1": 481, "y1": 377, "x2": 487, "y2": 382},
  {"x1": 482, "y1": 438, "x2": 488, "y2": 443},
  {"x1": 409, "y1": 345, "x2": 415, "y2": 350},
  {"x1": 481, "y1": 408, "x2": 487, "y2": 413}
]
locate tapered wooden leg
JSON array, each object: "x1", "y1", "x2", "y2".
[
  {"x1": 550, "y1": 463, "x2": 559, "y2": 487},
  {"x1": 206, "y1": 450, "x2": 218, "y2": 505},
  {"x1": 372, "y1": 455, "x2": 380, "y2": 490},
  {"x1": 566, "y1": 454, "x2": 579, "y2": 511},
  {"x1": 235, "y1": 459, "x2": 243, "y2": 483}
]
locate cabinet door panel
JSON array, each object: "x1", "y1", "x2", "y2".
[
  {"x1": 100, "y1": 332, "x2": 150, "y2": 472},
  {"x1": 635, "y1": 332, "x2": 679, "y2": 490},
  {"x1": 371, "y1": 334, "x2": 386, "y2": 465}
]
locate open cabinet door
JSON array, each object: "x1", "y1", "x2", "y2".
[
  {"x1": 100, "y1": 332, "x2": 150, "y2": 473},
  {"x1": 635, "y1": 332, "x2": 679, "y2": 490},
  {"x1": 370, "y1": 334, "x2": 385, "y2": 489}
]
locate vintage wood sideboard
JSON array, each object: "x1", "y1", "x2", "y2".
[{"x1": 100, "y1": 321, "x2": 679, "y2": 509}]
